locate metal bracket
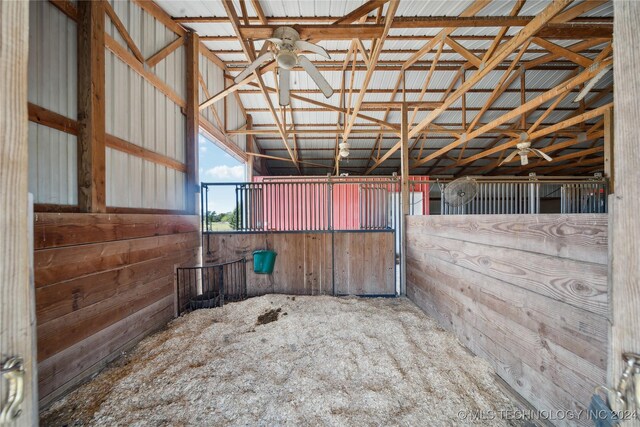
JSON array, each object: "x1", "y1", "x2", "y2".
[{"x1": 0, "y1": 357, "x2": 25, "y2": 424}]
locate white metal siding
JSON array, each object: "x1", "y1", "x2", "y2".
[
  {"x1": 199, "y1": 53, "x2": 247, "y2": 153},
  {"x1": 106, "y1": 148, "x2": 186, "y2": 210},
  {"x1": 28, "y1": 122, "x2": 77, "y2": 205},
  {"x1": 104, "y1": 0, "x2": 187, "y2": 209},
  {"x1": 27, "y1": 1, "x2": 78, "y2": 204}
]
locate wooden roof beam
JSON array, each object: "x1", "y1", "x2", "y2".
[
  {"x1": 408, "y1": 0, "x2": 574, "y2": 140},
  {"x1": 407, "y1": 57, "x2": 612, "y2": 169},
  {"x1": 199, "y1": 0, "x2": 389, "y2": 112},
  {"x1": 342, "y1": 0, "x2": 400, "y2": 142},
  {"x1": 221, "y1": 0, "x2": 300, "y2": 173}
]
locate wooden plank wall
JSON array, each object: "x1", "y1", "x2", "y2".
[
  {"x1": 406, "y1": 214, "x2": 608, "y2": 427},
  {"x1": 34, "y1": 212, "x2": 199, "y2": 405},
  {"x1": 205, "y1": 232, "x2": 395, "y2": 296}
]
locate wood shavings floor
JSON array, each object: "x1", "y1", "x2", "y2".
[{"x1": 41, "y1": 295, "x2": 524, "y2": 426}]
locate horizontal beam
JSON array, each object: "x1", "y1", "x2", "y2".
[
  {"x1": 105, "y1": 134, "x2": 186, "y2": 172},
  {"x1": 243, "y1": 106, "x2": 583, "y2": 113},
  {"x1": 226, "y1": 62, "x2": 587, "y2": 72},
  {"x1": 240, "y1": 24, "x2": 385, "y2": 40},
  {"x1": 177, "y1": 15, "x2": 611, "y2": 24},
  {"x1": 237, "y1": 22, "x2": 611, "y2": 40},
  {"x1": 237, "y1": 87, "x2": 611, "y2": 95}
]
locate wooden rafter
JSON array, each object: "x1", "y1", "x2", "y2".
[
  {"x1": 104, "y1": 1, "x2": 144, "y2": 63},
  {"x1": 200, "y1": 1, "x2": 385, "y2": 111},
  {"x1": 146, "y1": 36, "x2": 184, "y2": 68},
  {"x1": 164, "y1": 0, "x2": 616, "y2": 176},
  {"x1": 342, "y1": 0, "x2": 399, "y2": 141},
  {"x1": 412, "y1": 59, "x2": 613, "y2": 168},
  {"x1": 408, "y1": 0, "x2": 573, "y2": 140},
  {"x1": 220, "y1": 0, "x2": 300, "y2": 173}
]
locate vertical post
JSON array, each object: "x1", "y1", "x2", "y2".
[
  {"x1": 400, "y1": 102, "x2": 409, "y2": 296},
  {"x1": 218, "y1": 265, "x2": 225, "y2": 307},
  {"x1": 609, "y1": 0, "x2": 640, "y2": 403},
  {"x1": 246, "y1": 115, "x2": 254, "y2": 182},
  {"x1": 185, "y1": 31, "x2": 200, "y2": 214},
  {"x1": 77, "y1": 0, "x2": 106, "y2": 213},
  {"x1": 604, "y1": 108, "x2": 614, "y2": 193},
  {"x1": 0, "y1": 2, "x2": 38, "y2": 423}
]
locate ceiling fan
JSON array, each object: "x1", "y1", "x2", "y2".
[
  {"x1": 500, "y1": 133, "x2": 553, "y2": 166},
  {"x1": 233, "y1": 27, "x2": 334, "y2": 107}
]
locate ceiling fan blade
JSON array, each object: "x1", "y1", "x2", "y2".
[
  {"x1": 500, "y1": 150, "x2": 519, "y2": 165},
  {"x1": 520, "y1": 154, "x2": 529, "y2": 166},
  {"x1": 279, "y1": 68, "x2": 290, "y2": 107},
  {"x1": 531, "y1": 148, "x2": 553, "y2": 162},
  {"x1": 294, "y1": 40, "x2": 331, "y2": 59},
  {"x1": 266, "y1": 38, "x2": 284, "y2": 46},
  {"x1": 257, "y1": 40, "x2": 270, "y2": 57},
  {"x1": 298, "y1": 55, "x2": 334, "y2": 98},
  {"x1": 234, "y1": 51, "x2": 274, "y2": 84},
  {"x1": 573, "y1": 64, "x2": 612, "y2": 103}
]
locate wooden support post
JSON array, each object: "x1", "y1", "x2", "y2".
[
  {"x1": 0, "y1": 1, "x2": 38, "y2": 423},
  {"x1": 77, "y1": 0, "x2": 106, "y2": 213},
  {"x1": 604, "y1": 108, "x2": 614, "y2": 193},
  {"x1": 185, "y1": 31, "x2": 200, "y2": 214},
  {"x1": 246, "y1": 115, "x2": 254, "y2": 181},
  {"x1": 400, "y1": 102, "x2": 409, "y2": 296},
  {"x1": 609, "y1": 1, "x2": 640, "y2": 416}
]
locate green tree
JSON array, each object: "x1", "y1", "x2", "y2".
[{"x1": 228, "y1": 205, "x2": 240, "y2": 230}]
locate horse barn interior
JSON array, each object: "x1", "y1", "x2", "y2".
[{"x1": 1, "y1": 0, "x2": 640, "y2": 425}]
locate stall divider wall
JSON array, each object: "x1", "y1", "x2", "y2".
[
  {"x1": 27, "y1": 0, "x2": 237, "y2": 405},
  {"x1": 406, "y1": 214, "x2": 608, "y2": 427}
]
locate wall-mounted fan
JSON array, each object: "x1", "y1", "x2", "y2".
[
  {"x1": 233, "y1": 27, "x2": 334, "y2": 107},
  {"x1": 500, "y1": 134, "x2": 553, "y2": 166},
  {"x1": 443, "y1": 177, "x2": 478, "y2": 207}
]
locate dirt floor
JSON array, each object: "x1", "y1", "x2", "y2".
[{"x1": 41, "y1": 295, "x2": 524, "y2": 426}]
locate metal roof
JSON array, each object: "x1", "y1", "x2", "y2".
[{"x1": 156, "y1": 0, "x2": 613, "y2": 176}]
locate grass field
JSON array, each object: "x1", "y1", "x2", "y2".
[{"x1": 207, "y1": 221, "x2": 233, "y2": 231}]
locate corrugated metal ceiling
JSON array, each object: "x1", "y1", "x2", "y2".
[{"x1": 155, "y1": 0, "x2": 613, "y2": 176}]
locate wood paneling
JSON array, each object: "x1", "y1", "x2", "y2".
[
  {"x1": 34, "y1": 212, "x2": 198, "y2": 249},
  {"x1": 406, "y1": 214, "x2": 608, "y2": 427},
  {"x1": 35, "y1": 213, "x2": 199, "y2": 404},
  {"x1": 610, "y1": 0, "x2": 640, "y2": 398},
  {"x1": 333, "y1": 232, "x2": 395, "y2": 296},
  {"x1": 205, "y1": 231, "x2": 395, "y2": 296},
  {"x1": 1, "y1": 1, "x2": 38, "y2": 422}
]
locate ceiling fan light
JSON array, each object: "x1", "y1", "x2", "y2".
[
  {"x1": 276, "y1": 50, "x2": 298, "y2": 70},
  {"x1": 339, "y1": 149, "x2": 350, "y2": 158}
]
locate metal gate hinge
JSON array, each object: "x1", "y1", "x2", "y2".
[{"x1": 0, "y1": 357, "x2": 25, "y2": 424}]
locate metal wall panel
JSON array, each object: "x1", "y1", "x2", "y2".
[
  {"x1": 106, "y1": 148, "x2": 186, "y2": 210},
  {"x1": 28, "y1": 1, "x2": 78, "y2": 205},
  {"x1": 103, "y1": 0, "x2": 187, "y2": 209},
  {"x1": 199, "y1": 53, "x2": 247, "y2": 152},
  {"x1": 28, "y1": 122, "x2": 77, "y2": 205}
]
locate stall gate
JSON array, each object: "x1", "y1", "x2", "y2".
[{"x1": 201, "y1": 177, "x2": 405, "y2": 297}]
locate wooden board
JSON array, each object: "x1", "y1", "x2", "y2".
[
  {"x1": 406, "y1": 214, "x2": 608, "y2": 427},
  {"x1": 34, "y1": 213, "x2": 200, "y2": 403},
  {"x1": 34, "y1": 212, "x2": 198, "y2": 249},
  {"x1": 609, "y1": 1, "x2": 640, "y2": 398},
  {"x1": 408, "y1": 214, "x2": 608, "y2": 265},
  {"x1": 205, "y1": 231, "x2": 395, "y2": 296},
  {"x1": 333, "y1": 232, "x2": 395, "y2": 296},
  {"x1": 0, "y1": 1, "x2": 38, "y2": 423}
]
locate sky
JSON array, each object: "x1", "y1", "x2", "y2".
[{"x1": 199, "y1": 134, "x2": 245, "y2": 214}]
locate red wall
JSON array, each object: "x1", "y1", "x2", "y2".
[{"x1": 253, "y1": 176, "x2": 430, "y2": 231}]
